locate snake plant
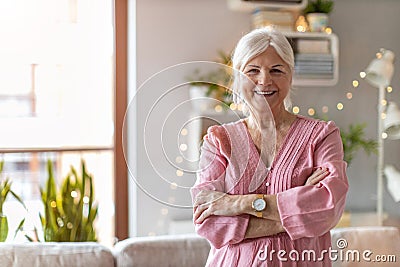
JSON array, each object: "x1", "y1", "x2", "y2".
[
  {"x1": 0, "y1": 161, "x2": 26, "y2": 241},
  {"x1": 27, "y1": 159, "x2": 98, "y2": 242}
]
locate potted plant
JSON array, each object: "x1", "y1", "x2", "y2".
[
  {"x1": 340, "y1": 123, "x2": 378, "y2": 166},
  {"x1": 316, "y1": 114, "x2": 377, "y2": 166},
  {"x1": 25, "y1": 160, "x2": 98, "y2": 242},
  {"x1": 0, "y1": 161, "x2": 26, "y2": 242},
  {"x1": 187, "y1": 50, "x2": 233, "y2": 112},
  {"x1": 303, "y1": 0, "x2": 334, "y2": 32}
]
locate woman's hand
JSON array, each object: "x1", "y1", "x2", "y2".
[
  {"x1": 193, "y1": 190, "x2": 246, "y2": 224},
  {"x1": 305, "y1": 167, "x2": 329, "y2": 186}
]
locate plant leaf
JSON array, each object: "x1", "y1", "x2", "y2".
[{"x1": 13, "y1": 218, "x2": 25, "y2": 239}]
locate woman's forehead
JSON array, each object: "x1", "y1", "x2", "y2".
[{"x1": 245, "y1": 47, "x2": 287, "y2": 68}]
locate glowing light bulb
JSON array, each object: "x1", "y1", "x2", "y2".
[
  {"x1": 170, "y1": 182, "x2": 178, "y2": 190},
  {"x1": 337, "y1": 103, "x2": 344, "y2": 110},
  {"x1": 387, "y1": 86, "x2": 393, "y2": 93},
  {"x1": 346, "y1": 93, "x2": 353, "y2": 99},
  {"x1": 352, "y1": 80, "x2": 359, "y2": 88},
  {"x1": 176, "y1": 169, "x2": 184, "y2": 177},
  {"x1": 308, "y1": 108, "x2": 315, "y2": 116},
  {"x1": 180, "y1": 128, "x2": 188, "y2": 136},
  {"x1": 215, "y1": 105, "x2": 223, "y2": 112},
  {"x1": 360, "y1": 72, "x2": 366, "y2": 78},
  {"x1": 382, "y1": 132, "x2": 388, "y2": 139},
  {"x1": 71, "y1": 191, "x2": 78, "y2": 198},
  {"x1": 292, "y1": 106, "x2": 300, "y2": 114},
  {"x1": 230, "y1": 103, "x2": 237, "y2": 110},
  {"x1": 324, "y1": 27, "x2": 332, "y2": 34},
  {"x1": 179, "y1": 144, "x2": 187, "y2": 151},
  {"x1": 297, "y1": 26, "x2": 306, "y2": 32},
  {"x1": 382, "y1": 99, "x2": 387, "y2": 106},
  {"x1": 175, "y1": 156, "x2": 183, "y2": 163}
]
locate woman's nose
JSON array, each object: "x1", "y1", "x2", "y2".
[{"x1": 257, "y1": 71, "x2": 272, "y2": 85}]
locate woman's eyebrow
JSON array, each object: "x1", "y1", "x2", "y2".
[
  {"x1": 245, "y1": 64, "x2": 260, "y2": 68},
  {"x1": 246, "y1": 64, "x2": 285, "y2": 69}
]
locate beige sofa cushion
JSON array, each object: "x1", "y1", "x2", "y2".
[
  {"x1": 331, "y1": 226, "x2": 400, "y2": 267},
  {"x1": 0, "y1": 242, "x2": 114, "y2": 267},
  {"x1": 113, "y1": 233, "x2": 210, "y2": 267}
]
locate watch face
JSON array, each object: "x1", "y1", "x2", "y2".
[{"x1": 253, "y1": 198, "x2": 266, "y2": 211}]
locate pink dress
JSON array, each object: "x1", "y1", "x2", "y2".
[{"x1": 191, "y1": 115, "x2": 348, "y2": 266}]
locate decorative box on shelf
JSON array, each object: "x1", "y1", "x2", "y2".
[{"x1": 283, "y1": 31, "x2": 339, "y2": 87}]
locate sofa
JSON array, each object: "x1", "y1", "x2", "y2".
[
  {"x1": 330, "y1": 226, "x2": 400, "y2": 267},
  {"x1": 0, "y1": 233, "x2": 210, "y2": 267},
  {"x1": 0, "y1": 242, "x2": 115, "y2": 267},
  {"x1": 0, "y1": 227, "x2": 398, "y2": 267}
]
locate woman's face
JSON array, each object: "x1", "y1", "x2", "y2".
[{"x1": 242, "y1": 46, "x2": 292, "y2": 115}]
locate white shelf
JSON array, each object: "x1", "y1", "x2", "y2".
[
  {"x1": 283, "y1": 32, "x2": 339, "y2": 87},
  {"x1": 227, "y1": 0, "x2": 308, "y2": 12}
]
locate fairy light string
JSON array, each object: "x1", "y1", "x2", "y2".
[{"x1": 292, "y1": 51, "x2": 394, "y2": 123}]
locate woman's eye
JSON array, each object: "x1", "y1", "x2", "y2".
[
  {"x1": 246, "y1": 69, "x2": 259, "y2": 74},
  {"x1": 271, "y1": 69, "x2": 283, "y2": 74}
]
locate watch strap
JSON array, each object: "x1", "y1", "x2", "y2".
[{"x1": 255, "y1": 211, "x2": 263, "y2": 218}]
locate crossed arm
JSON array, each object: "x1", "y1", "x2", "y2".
[{"x1": 193, "y1": 167, "x2": 330, "y2": 239}]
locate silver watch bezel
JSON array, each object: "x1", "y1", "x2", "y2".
[{"x1": 252, "y1": 197, "x2": 267, "y2": 212}]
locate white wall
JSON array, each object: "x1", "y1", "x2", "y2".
[
  {"x1": 130, "y1": 0, "x2": 400, "y2": 236},
  {"x1": 303, "y1": 0, "x2": 400, "y2": 216}
]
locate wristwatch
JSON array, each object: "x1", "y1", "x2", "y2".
[{"x1": 251, "y1": 194, "x2": 267, "y2": 218}]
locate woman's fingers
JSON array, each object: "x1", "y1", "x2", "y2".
[
  {"x1": 193, "y1": 203, "x2": 207, "y2": 222},
  {"x1": 305, "y1": 167, "x2": 330, "y2": 186},
  {"x1": 193, "y1": 190, "x2": 240, "y2": 223},
  {"x1": 193, "y1": 190, "x2": 223, "y2": 223},
  {"x1": 194, "y1": 204, "x2": 211, "y2": 224}
]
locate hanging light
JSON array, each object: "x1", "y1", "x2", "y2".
[
  {"x1": 384, "y1": 165, "x2": 400, "y2": 202},
  {"x1": 363, "y1": 49, "x2": 395, "y2": 88},
  {"x1": 384, "y1": 102, "x2": 400, "y2": 140}
]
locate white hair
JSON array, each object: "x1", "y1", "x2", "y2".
[{"x1": 231, "y1": 27, "x2": 294, "y2": 112}]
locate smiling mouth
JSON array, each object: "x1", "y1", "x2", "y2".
[{"x1": 254, "y1": 90, "x2": 276, "y2": 96}]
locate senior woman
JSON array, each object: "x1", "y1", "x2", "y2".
[{"x1": 191, "y1": 27, "x2": 348, "y2": 266}]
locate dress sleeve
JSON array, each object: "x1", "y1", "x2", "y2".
[
  {"x1": 276, "y1": 121, "x2": 349, "y2": 240},
  {"x1": 190, "y1": 125, "x2": 250, "y2": 249}
]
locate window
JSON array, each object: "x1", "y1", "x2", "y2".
[{"x1": 0, "y1": 0, "x2": 115, "y2": 246}]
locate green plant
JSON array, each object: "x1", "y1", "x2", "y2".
[
  {"x1": 0, "y1": 161, "x2": 26, "y2": 242},
  {"x1": 304, "y1": 0, "x2": 334, "y2": 14},
  {"x1": 26, "y1": 160, "x2": 98, "y2": 242},
  {"x1": 340, "y1": 123, "x2": 378, "y2": 166},
  {"x1": 187, "y1": 50, "x2": 233, "y2": 107}
]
